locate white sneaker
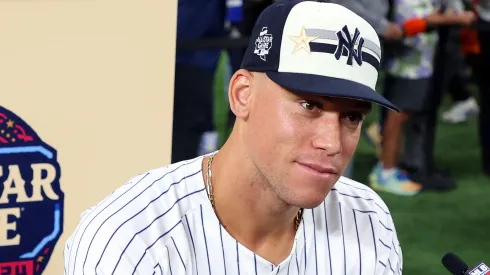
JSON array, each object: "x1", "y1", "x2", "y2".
[{"x1": 442, "y1": 97, "x2": 479, "y2": 124}]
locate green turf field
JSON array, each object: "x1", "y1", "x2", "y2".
[{"x1": 212, "y1": 52, "x2": 490, "y2": 275}]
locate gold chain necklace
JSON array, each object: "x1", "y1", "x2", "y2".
[{"x1": 205, "y1": 153, "x2": 303, "y2": 231}]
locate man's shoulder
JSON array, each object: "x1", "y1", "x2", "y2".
[
  {"x1": 312, "y1": 176, "x2": 399, "y2": 241},
  {"x1": 93, "y1": 155, "x2": 207, "y2": 213},
  {"x1": 139, "y1": 155, "x2": 206, "y2": 185},
  {"x1": 79, "y1": 154, "x2": 207, "y2": 225},
  {"x1": 64, "y1": 156, "x2": 207, "y2": 273},
  {"x1": 318, "y1": 178, "x2": 403, "y2": 274},
  {"x1": 322, "y1": 176, "x2": 393, "y2": 219}
]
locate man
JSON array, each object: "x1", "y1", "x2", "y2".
[{"x1": 64, "y1": 1, "x2": 403, "y2": 274}]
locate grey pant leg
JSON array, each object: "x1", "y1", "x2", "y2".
[
  {"x1": 401, "y1": 113, "x2": 429, "y2": 171},
  {"x1": 400, "y1": 28, "x2": 465, "y2": 173}
]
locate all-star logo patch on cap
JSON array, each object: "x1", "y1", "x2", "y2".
[{"x1": 240, "y1": 0, "x2": 399, "y2": 111}]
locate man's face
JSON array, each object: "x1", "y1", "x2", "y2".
[{"x1": 242, "y1": 72, "x2": 371, "y2": 209}]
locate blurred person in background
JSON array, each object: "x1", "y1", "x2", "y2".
[
  {"x1": 439, "y1": 24, "x2": 481, "y2": 125},
  {"x1": 366, "y1": 0, "x2": 475, "y2": 196},
  {"x1": 172, "y1": 0, "x2": 226, "y2": 163},
  {"x1": 408, "y1": 0, "x2": 489, "y2": 188},
  {"x1": 399, "y1": 21, "x2": 477, "y2": 191},
  {"x1": 440, "y1": 59, "x2": 479, "y2": 124},
  {"x1": 473, "y1": 0, "x2": 490, "y2": 177}
]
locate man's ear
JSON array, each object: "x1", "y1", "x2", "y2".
[{"x1": 228, "y1": 69, "x2": 254, "y2": 120}]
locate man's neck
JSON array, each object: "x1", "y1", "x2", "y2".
[{"x1": 203, "y1": 134, "x2": 301, "y2": 265}]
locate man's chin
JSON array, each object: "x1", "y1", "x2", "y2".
[{"x1": 288, "y1": 190, "x2": 333, "y2": 209}]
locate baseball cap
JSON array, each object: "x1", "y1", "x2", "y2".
[{"x1": 240, "y1": 0, "x2": 399, "y2": 111}]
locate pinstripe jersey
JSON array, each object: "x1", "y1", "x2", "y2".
[{"x1": 64, "y1": 154, "x2": 403, "y2": 275}]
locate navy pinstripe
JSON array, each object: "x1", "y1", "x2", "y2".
[
  {"x1": 392, "y1": 240, "x2": 399, "y2": 257},
  {"x1": 311, "y1": 210, "x2": 318, "y2": 275},
  {"x1": 200, "y1": 205, "x2": 212, "y2": 275},
  {"x1": 374, "y1": 204, "x2": 390, "y2": 216},
  {"x1": 388, "y1": 260, "x2": 395, "y2": 273},
  {"x1": 355, "y1": 210, "x2": 378, "y2": 214},
  {"x1": 236, "y1": 241, "x2": 241, "y2": 275},
  {"x1": 155, "y1": 263, "x2": 162, "y2": 275},
  {"x1": 379, "y1": 220, "x2": 393, "y2": 232},
  {"x1": 131, "y1": 220, "x2": 182, "y2": 274},
  {"x1": 339, "y1": 202, "x2": 346, "y2": 275},
  {"x1": 353, "y1": 210, "x2": 361, "y2": 275},
  {"x1": 295, "y1": 250, "x2": 299, "y2": 274},
  {"x1": 184, "y1": 215, "x2": 199, "y2": 275},
  {"x1": 323, "y1": 201, "x2": 332, "y2": 275},
  {"x1": 166, "y1": 246, "x2": 173, "y2": 275},
  {"x1": 303, "y1": 218, "x2": 307, "y2": 273},
  {"x1": 369, "y1": 216, "x2": 378, "y2": 268},
  {"x1": 171, "y1": 237, "x2": 186, "y2": 271},
  {"x1": 219, "y1": 225, "x2": 227, "y2": 275},
  {"x1": 379, "y1": 239, "x2": 391, "y2": 250}
]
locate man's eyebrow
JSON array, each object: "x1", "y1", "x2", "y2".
[
  {"x1": 320, "y1": 96, "x2": 373, "y2": 110},
  {"x1": 354, "y1": 102, "x2": 372, "y2": 111},
  {"x1": 334, "y1": 98, "x2": 373, "y2": 111}
]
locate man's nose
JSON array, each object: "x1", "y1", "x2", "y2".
[{"x1": 311, "y1": 114, "x2": 342, "y2": 156}]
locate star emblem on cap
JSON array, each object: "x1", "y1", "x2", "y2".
[{"x1": 289, "y1": 27, "x2": 318, "y2": 54}]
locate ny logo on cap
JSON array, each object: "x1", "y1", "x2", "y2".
[{"x1": 334, "y1": 25, "x2": 364, "y2": 66}]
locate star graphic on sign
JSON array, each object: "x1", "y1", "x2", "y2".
[
  {"x1": 289, "y1": 27, "x2": 318, "y2": 54},
  {"x1": 6, "y1": 119, "x2": 14, "y2": 128}
]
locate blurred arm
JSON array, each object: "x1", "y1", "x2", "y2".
[{"x1": 330, "y1": 0, "x2": 391, "y2": 36}]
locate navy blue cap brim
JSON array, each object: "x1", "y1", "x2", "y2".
[{"x1": 266, "y1": 71, "x2": 400, "y2": 112}]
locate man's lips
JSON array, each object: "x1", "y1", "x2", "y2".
[{"x1": 296, "y1": 162, "x2": 340, "y2": 175}]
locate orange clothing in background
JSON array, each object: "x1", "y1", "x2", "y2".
[{"x1": 460, "y1": 28, "x2": 481, "y2": 55}]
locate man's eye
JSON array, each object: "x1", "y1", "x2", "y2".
[
  {"x1": 300, "y1": 101, "x2": 320, "y2": 111},
  {"x1": 343, "y1": 112, "x2": 365, "y2": 124}
]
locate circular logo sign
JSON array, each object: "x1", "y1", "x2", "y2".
[{"x1": 0, "y1": 106, "x2": 64, "y2": 275}]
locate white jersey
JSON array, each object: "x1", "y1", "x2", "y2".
[{"x1": 64, "y1": 154, "x2": 403, "y2": 275}]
